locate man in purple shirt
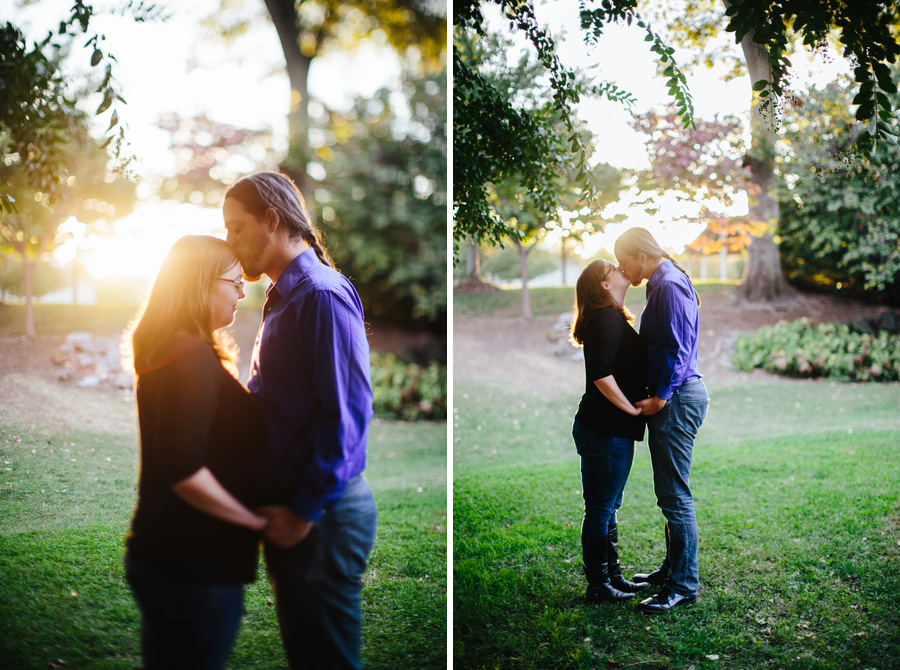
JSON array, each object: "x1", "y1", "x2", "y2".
[
  {"x1": 224, "y1": 172, "x2": 377, "y2": 669},
  {"x1": 615, "y1": 227, "x2": 709, "y2": 614}
]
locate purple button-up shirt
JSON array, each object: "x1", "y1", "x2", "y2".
[
  {"x1": 248, "y1": 248, "x2": 373, "y2": 522},
  {"x1": 639, "y1": 259, "x2": 701, "y2": 400}
]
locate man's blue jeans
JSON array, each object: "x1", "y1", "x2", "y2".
[
  {"x1": 647, "y1": 378, "x2": 709, "y2": 596},
  {"x1": 264, "y1": 475, "x2": 377, "y2": 670},
  {"x1": 124, "y1": 553, "x2": 244, "y2": 670},
  {"x1": 573, "y1": 420, "x2": 636, "y2": 537}
]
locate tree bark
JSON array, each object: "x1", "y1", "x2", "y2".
[
  {"x1": 560, "y1": 236, "x2": 568, "y2": 287},
  {"x1": 72, "y1": 249, "x2": 80, "y2": 306},
  {"x1": 512, "y1": 237, "x2": 535, "y2": 321},
  {"x1": 22, "y1": 252, "x2": 36, "y2": 340},
  {"x1": 732, "y1": 4, "x2": 795, "y2": 304},
  {"x1": 466, "y1": 240, "x2": 481, "y2": 279},
  {"x1": 264, "y1": 0, "x2": 314, "y2": 193}
]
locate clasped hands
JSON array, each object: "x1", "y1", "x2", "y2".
[
  {"x1": 634, "y1": 396, "x2": 667, "y2": 416},
  {"x1": 254, "y1": 505, "x2": 315, "y2": 549}
]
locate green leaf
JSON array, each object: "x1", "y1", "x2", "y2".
[
  {"x1": 91, "y1": 49, "x2": 102, "y2": 67},
  {"x1": 752, "y1": 79, "x2": 769, "y2": 91},
  {"x1": 856, "y1": 101, "x2": 875, "y2": 121}
]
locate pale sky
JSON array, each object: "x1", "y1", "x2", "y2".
[
  {"x1": 11, "y1": 0, "x2": 403, "y2": 281},
  {"x1": 479, "y1": 0, "x2": 852, "y2": 255}
]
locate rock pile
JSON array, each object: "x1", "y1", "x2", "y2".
[
  {"x1": 52, "y1": 332, "x2": 135, "y2": 390},
  {"x1": 549, "y1": 312, "x2": 581, "y2": 360}
]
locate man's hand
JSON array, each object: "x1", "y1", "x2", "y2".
[
  {"x1": 256, "y1": 505, "x2": 315, "y2": 549},
  {"x1": 635, "y1": 396, "x2": 667, "y2": 416}
]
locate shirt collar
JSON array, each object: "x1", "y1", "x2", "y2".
[
  {"x1": 645, "y1": 258, "x2": 674, "y2": 295},
  {"x1": 269, "y1": 247, "x2": 319, "y2": 299}
]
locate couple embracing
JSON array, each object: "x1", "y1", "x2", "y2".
[
  {"x1": 123, "y1": 172, "x2": 376, "y2": 668},
  {"x1": 570, "y1": 227, "x2": 709, "y2": 614}
]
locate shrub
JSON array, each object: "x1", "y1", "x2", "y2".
[
  {"x1": 370, "y1": 352, "x2": 447, "y2": 421},
  {"x1": 732, "y1": 317, "x2": 900, "y2": 382}
]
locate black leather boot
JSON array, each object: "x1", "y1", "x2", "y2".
[
  {"x1": 582, "y1": 535, "x2": 636, "y2": 603},
  {"x1": 607, "y1": 523, "x2": 650, "y2": 593},
  {"x1": 633, "y1": 522, "x2": 670, "y2": 587}
]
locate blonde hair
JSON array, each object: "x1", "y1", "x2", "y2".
[
  {"x1": 569, "y1": 259, "x2": 635, "y2": 346},
  {"x1": 123, "y1": 235, "x2": 239, "y2": 377}
]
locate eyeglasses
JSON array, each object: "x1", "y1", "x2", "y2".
[{"x1": 217, "y1": 277, "x2": 245, "y2": 293}]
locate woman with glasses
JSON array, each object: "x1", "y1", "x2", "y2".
[
  {"x1": 569, "y1": 259, "x2": 650, "y2": 603},
  {"x1": 123, "y1": 235, "x2": 267, "y2": 669}
]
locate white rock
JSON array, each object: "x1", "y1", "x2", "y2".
[{"x1": 66, "y1": 332, "x2": 94, "y2": 351}]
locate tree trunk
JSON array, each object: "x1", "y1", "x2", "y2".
[
  {"x1": 264, "y1": 0, "x2": 314, "y2": 194},
  {"x1": 466, "y1": 240, "x2": 481, "y2": 279},
  {"x1": 560, "y1": 236, "x2": 567, "y2": 286},
  {"x1": 22, "y1": 252, "x2": 36, "y2": 340},
  {"x1": 719, "y1": 246, "x2": 728, "y2": 281},
  {"x1": 733, "y1": 5, "x2": 795, "y2": 304},
  {"x1": 737, "y1": 232, "x2": 792, "y2": 302},
  {"x1": 513, "y1": 238, "x2": 534, "y2": 321},
  {"x1": 72, "y1": 249, "x2": 80, "y2": 306}
]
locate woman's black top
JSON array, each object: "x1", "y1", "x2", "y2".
[
  {"x1": 574, "y1": 307, "x2": 648, "y2": 441},
  {"x1": 126, "y1": 338, "x2": 266, "y2": 585}
]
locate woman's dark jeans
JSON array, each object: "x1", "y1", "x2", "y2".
[
  {"x1": 125, "y1": 553, "x2": 244, "y2": 670},
  {"x1": 573, "y1": 419, "x2": 636, "y2": 537}
]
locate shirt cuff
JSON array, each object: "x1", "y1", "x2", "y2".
[
  {"x1": 288, "y1": 495, "x2": 325, "y2": 523},
  {"x1": 656, "y1": 383, "x2": 675, "y2": 401},
  {"x1": 288, "y1": 479, "x2": 348, "y2": 523}
]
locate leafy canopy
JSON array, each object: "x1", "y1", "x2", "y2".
[{"x1": 454, "y1": 0, "x2": 900, "y2": 248}]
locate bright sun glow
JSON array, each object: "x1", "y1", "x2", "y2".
[
  {"x1": 11, "y1": 0, "x2": 403, "y2": 301},
  {"x1": 55, "y1": 204, "x2": 225, "y2": 280}
]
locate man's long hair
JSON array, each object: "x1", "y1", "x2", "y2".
[
  {"x1": 569, "y1": 259, "x2": 635, "y2": 346},
  {"x1": 225, "y1": 172, "x2": 334, "y2": 268},
  {"x1": 123, "y1": 235, "x2": 239, "y2": 377},
  {"x1": 614, "y1": 227, "x2": 700, "y2": 306}
]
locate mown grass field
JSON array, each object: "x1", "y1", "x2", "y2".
[
  {"x1": 0, "y1": 305, "x2": 447, "y2": 670},
  {"x1": 453, "y1": 289, "x2": 900, "y2": 670}
]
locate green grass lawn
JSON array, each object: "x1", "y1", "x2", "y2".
[
  {"x1": 453, "y1": 291, "x2": 900, "y2": 670},
  {"x1": 0, "y1": 414, "x2": 446, "y2": 669}
]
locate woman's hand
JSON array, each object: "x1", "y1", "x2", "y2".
[
  {"x1": 635, "y1": 396, "x2": 667, "y2": 416},
  {"x1": 594, "y1": 376, "x2": 643, "y2": 417},
  {"x1": 247, "y1": 512, "x2": 269, "y2": 533},
  {"x1": 256, "y1": 506, "x2": 315, "y2": 548}
]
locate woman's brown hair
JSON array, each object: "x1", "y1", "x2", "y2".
[
  {"x1": 569, "y1": 259, "x2": 635, "y2": 346},
  {"x1": 224, "y1": 171, "x2": 334, "y2": 268},
  {"x1": 614, "y1": 227, "x2": 700, "y2": 306},
  {"x1": 123, "y1": 235, "x2": 239, "y2": 377}
]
